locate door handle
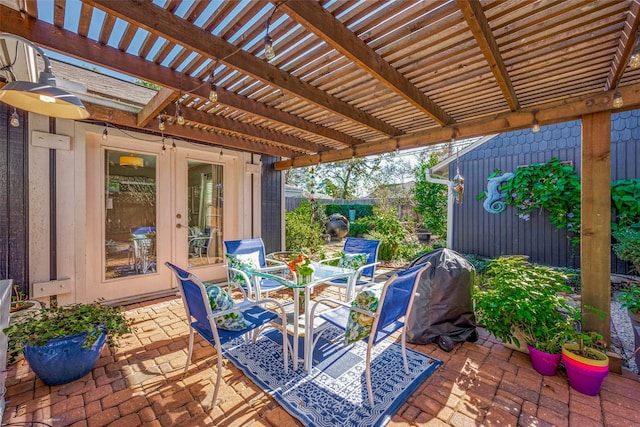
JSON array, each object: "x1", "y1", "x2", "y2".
[{"x1": 176, "y1": 224, "x2": 183, "y2": 229}]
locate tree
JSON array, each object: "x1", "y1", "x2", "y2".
[
  {"x1": 316, "y1": 157, "x2": 385, "y2": 199},
  {"x1": 413, "y1": 153, "x2": 448, "y2": 239}
]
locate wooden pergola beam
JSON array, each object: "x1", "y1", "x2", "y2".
[
  {"x1": 0, "y1": 4, "x2": 362, "y2": 149},
  {"x1": 138, "y1": 87, "x2": 179, "y2": 127},
  {"x1": 457, "y1": 0, "x2": 520, "y2": 111},
  {"x1": 605, "y1": 0, "x2": 640, "y2": 90},
  {"x1": 275, "y1": 83, "x2": 640, "y2": 169},
  {"x1": 85, "y1": 102, "x2": 297, "y2": 158},
  {"x1": 162, "y1": 103, "x2": 321, "y2": 153},
  {"x1": 280, "y1": 0, "x2": 453, "y2": 126},
  {"x1": 84, "y1": 0, "x2": 403, "y2": 138}
]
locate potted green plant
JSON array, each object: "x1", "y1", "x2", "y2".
[
  {"x1": 3, "y1": 300, "x2": 131, "y2": 385},
  {"x1": 562, "y1": 328, "x2": 609, "y2": 396},
  {"x1": 8, "y1": 284, "x2": 42, "y2": 325},
  {"x1": 474, "y1": 256, "x2": 576, "y2": 375}
]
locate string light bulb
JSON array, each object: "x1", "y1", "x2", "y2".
[
  {"x1": 264, "y1": 34, "x2": 275, "y2": 60},
  {"x1": 613, "y1": 90, "x2": 624, "y2": 108},
  {"x1": 172, "y1": 140, "x2": 177, "y2": 153},
  {"x1": 102, "y1": 126, "x2": 108, "y2": 141},
  {"x1": 176, "y1": 101, "x2": 185, "y2": 125},
  {"x1": 9, "y1": 108, "x2": 19, "y2": 127},
  {"x1": 158, "y1": 115, "x2": 166, "y2": 131},
  {"x1": 264, "y1": 16, "x2": 275, "y2": 60},
  {"x1": 161, "y1": 138, "x2": 166, "y2": 156},
  {"x1": 219, "y1": 149, "x2": 223, "y2": 158},
  {"x1": 630, "y1": 51, "x2": 640, "y2": 68},
  {"x1": 209, "y1": 82, "x2": 218, "y2": 103},
  {"x1": 532, "y1": 118, "x2": 540, "y2": 133},
  {"x1": 532, "y1": 111, "x2": 540, "y2": 133},
  {"x1": 629, "y1": 34, "x2": 640, "y2": 68}
]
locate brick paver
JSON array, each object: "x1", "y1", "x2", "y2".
[{"x1": 3, "y1": 295, "x2": 639, "y2": 426}]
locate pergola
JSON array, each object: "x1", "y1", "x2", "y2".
[{"x1": 2, "y1": 0, "x2": 640, "y2": 342}]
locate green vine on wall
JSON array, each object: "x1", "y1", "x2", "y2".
[
  {"x1": 482, "y1": 157, "x2": 640, "y2": 245},
  {"x1": 503, "y1": 157, "x2": 581, "y2": 242}
]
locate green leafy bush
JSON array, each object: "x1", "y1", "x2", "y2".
[
  {"x1": 349, "y1": 219, "x2": 372, "y2": 237},
  {"x1": 618, "y1": 285, "x2": 640, "y2": 314},
  {"x1": 474, "y1": 256, "x2": 577, "y2": 354},
  {"x1": 4, "y1": 301, "x2": 131, "y2": 364},
  {"x1": 611, "y1": 179, "x2": 640, "y2": 231},
  {"x1": 413, "y1": 157, "x2": 447, "y2": 239},
  {"x1": 285, "y1": 200, "x2": 326, "y2": 257},
  {"x1": 363, "y1": 206, "x2": 406, "y2": 260},
  {"x1": 503, "y1": 158, "x2": 581, "y2": 243},
  {"x1": 612, "y1": 227, "x2": 640, "y2": 274},
  {"x1": 395, "y1": 242, "x2": 433, "y2": 262}
]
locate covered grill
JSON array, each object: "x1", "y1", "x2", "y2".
[{"x1": 406, "y1": 248, "x2": 477, "y2": 351}]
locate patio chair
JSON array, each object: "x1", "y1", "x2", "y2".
[
  {"x1": 165, "y1": 262, "x2": 288, "y2": 407},
  {"x1": 223, "y1": 238, "x2": 288, "y2": 300},
  {"x1": 318, "y1": 237, "x2": 381, "y2": 301},
  {"x1": 306, "y1": 262, "x2": 430, "y2": 405}
]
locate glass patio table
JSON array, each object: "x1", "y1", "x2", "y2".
[{"x1": 250, "y1": 262, "x2": 355, "y2": 371}]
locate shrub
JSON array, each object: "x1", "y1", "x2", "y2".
[
  {"x1": 396, "y1": 242, "x2": 433, "y2": 262},
  {"x1": 363, "y1": 206, "x2": 406, "y2": 261},
  {"x1": 349, "y1": 218, "x2": 372, "y2": 237},
  {"x1": 474, "y1": 256, "x2": 577, "y2": 353},
  {"x1": 613, "y1": 227, "x2": 640, "y2": 274},
  {"x1": 285, "y1": 200, "x2": 326, "y2": 257}
]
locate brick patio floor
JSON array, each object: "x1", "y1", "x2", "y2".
[{"x1": 3, "y1": 292, "x2": 640, "y2": 427}]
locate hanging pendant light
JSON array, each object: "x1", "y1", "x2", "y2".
[
  {"x1": 0, "y1": 33, "x2": 90, "y2": 120},
  {"x1": 119, "y1": 153, "x2": 144, "y2": 168}
]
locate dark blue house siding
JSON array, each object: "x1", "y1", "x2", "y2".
[
  {"x1": 261, "y1": 155, "x2": 282, "y2": 254},
  {"x1": 0, "y1": 105, "x2": 29, "y2": 295},
  {"x1": 449, "y1": 110, "x2": 640, "y2": 274}
]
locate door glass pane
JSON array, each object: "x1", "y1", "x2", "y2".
[
  {"x1": 105, "y1": 150, "x2": 157, "y2": 279},
  {"x1": 187, "y1": 161, "x2": 223, "y2": 267}
]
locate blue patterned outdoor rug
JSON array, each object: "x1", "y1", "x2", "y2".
[{"x1": 222, "y1": 326, "x2": 442, "y2": 427}]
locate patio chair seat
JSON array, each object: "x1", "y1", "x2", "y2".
[
  {"x1": 307, "y1": 262, "x2": 430, "y2": 405},
  {"x1": 319, "y1": 237, "x2": 381, "y2": 300},
  {"x1": 165, "y1": 262, "x2": 288, "y2": 408},
  {"x1": 223, "y1": 238, "x2": 288, "y2": 300}
]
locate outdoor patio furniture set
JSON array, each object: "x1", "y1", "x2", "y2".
[{"x1": 166, "y1": 237, "x2": 428, "y2": 407}]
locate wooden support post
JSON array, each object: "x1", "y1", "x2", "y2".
[{"x1": 580, "y1": 111, "x2": 611, "y2": 344}]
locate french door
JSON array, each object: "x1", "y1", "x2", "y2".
[{"x1": 88, "y1": 135, "x2": 230, "y2": 303}]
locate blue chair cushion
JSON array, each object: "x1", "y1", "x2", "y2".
[{"x1": 204, "y1": 284, "x2": 247, "y2": 331}]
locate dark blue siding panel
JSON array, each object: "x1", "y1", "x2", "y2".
[
  {"x1": 450, "y1": 111, "x2": 640, "y2": 273},
  {"x1": 260, "y1": 155, "x2": 282, "y2": 254}
]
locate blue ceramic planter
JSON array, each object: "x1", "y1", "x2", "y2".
[{"x1": 23, "y1": 331, "x2": 106, "y2": 385}]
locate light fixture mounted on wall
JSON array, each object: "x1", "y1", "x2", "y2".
[{"x1": 0, "y1": 33, "x2": 90, "y2": 120}]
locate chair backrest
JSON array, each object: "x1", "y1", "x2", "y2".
[
  {"x1": 165, "y1": 262, "x2": 214, "y2": 336},
  {"x1": 223, "y1": 238, "x2": 267, "y2": 268},
  {"x1": 371, "y1": 263, "x2": 429, "y2": 344},
  {"x1": 343, "y1": 237, "x2": 381, "y2": 278}
]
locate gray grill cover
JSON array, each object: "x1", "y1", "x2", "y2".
[{"x1": 406, "y1": 248, "x2": 477, "y2": 344}]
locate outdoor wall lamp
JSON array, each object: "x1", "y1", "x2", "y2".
[{"x1": 0, "y1": 33, "x2": 90, "y2": 120}]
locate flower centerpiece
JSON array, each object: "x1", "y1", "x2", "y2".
[
  {"x1": 287, "y1": 254, "x2": 315, "y2": 285},
  {"x1": 287, "y1": 254, "x2": 315, "y2": 313}
]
